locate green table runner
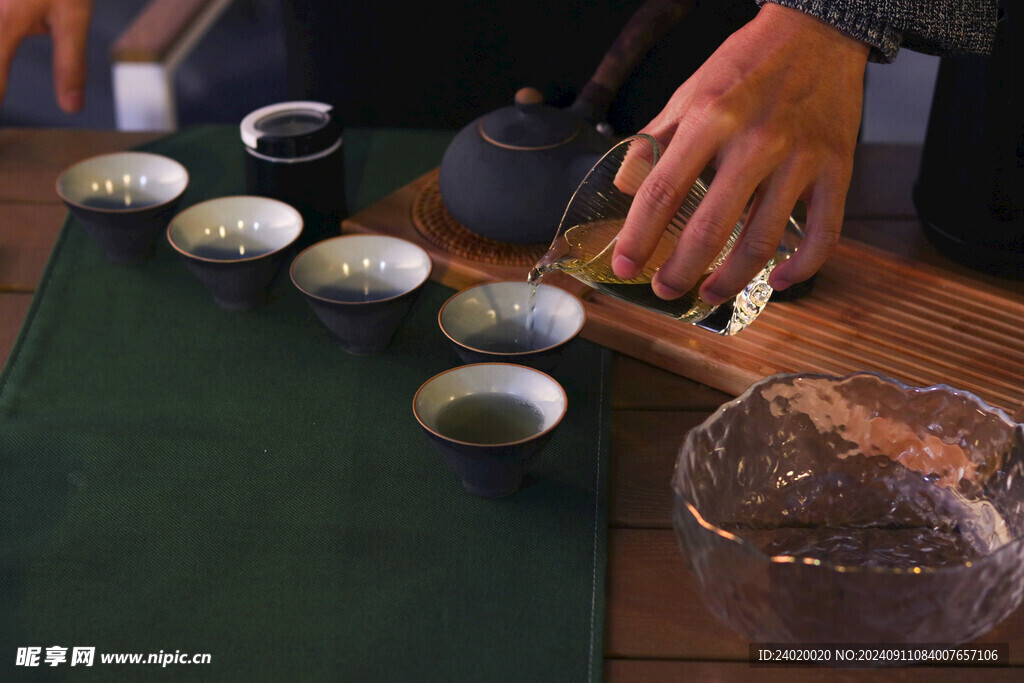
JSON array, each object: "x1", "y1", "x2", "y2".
[{"x1": 0, "y1": 126, "x2": 610, "y2": 681}]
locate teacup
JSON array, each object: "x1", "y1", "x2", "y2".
[
  {"x1": 290, "y1": 234, "x2": 432, "y2": 354},
  {"x1": 56, "y1": 151, "x2": 189, "y2": 263},
  {"x1": 166, "y1": 195, "x2": 303, "y2": 310},
  {"x1": 413, "y1": 362, "x2": 567, "y2": 498},
  {"x1": 438, "y1": 280, "x2": 585, "y2": 372}
]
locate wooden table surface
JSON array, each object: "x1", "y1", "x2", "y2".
[{"x1": 3, "y1": 128, "x2": 1023, "y2": 681}]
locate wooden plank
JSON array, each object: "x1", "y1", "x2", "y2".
[
  {"x1": 583, "y1": 295, "x2": 788, "y2": 390},
  {"x1": 609, "y1": 409, "x2": 708, "y2": 529},
  {"x1": 610, "y1": 355, "x2": 731, "y2": 411},
  {"x1": 606, "y1": 529, "x2": 1024, "y2": 663},
  {"x1": 584, "y1": 238, "x2": 1024, "y2": 414},
  {"x1": 0, "y1": 293, "x2": 32, "y2": 366},
  {"x1": 0, "y1": 129, "x2": 161, "y2": 203},
  {"x1": 842, "y1": 218, "x2": 1024, "y2": 296},
  {"x1": 606, "y1": 528, "x2": 748, "y2": 660},
  {"x1": 0, "y1": 204, "x2": 66, "y2": 291}
]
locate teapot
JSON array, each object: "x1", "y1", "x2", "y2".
[
  {"x1": 438, "y1": 87, "x2": 610, "y2": 244},
  {"x1": 437, "y1": 0, "x2": 693, "y2": 245}
]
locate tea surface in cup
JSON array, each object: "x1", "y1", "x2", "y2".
[{"x1": 434, "y1": 393, "x2": 546, "y2": 444}]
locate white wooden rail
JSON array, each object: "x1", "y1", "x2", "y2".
[{"x1": 111, "y1": 0, "x2": 235, "y2": 131}]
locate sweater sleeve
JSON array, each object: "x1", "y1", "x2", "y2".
[{"x1": 756, "y1": 0, "x2": 998, "y2": 63}]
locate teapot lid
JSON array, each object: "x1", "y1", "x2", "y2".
[{"x1": 479, "y1": 87, "x2": 580, "y2": 150}]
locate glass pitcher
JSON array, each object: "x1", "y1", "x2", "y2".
[{"x1": 530, "y1": 134, "x2": 804, "y2": 335}]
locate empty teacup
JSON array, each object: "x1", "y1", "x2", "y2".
[
  {"x1": 413, "y1": 362, "x2": 567, "y2": 498},
  {"x1": 56, "y1": 151, "x2": 189, "y2": 263},
  {"x1": 290, "y1": 234, "x2": 432, "y2": 354},
  {"x1": 438, "y1": 280, "x2": 586, "y2": 372},
  {"x1": 166, "y1": 195, "x2": 303, "y2": 310}
]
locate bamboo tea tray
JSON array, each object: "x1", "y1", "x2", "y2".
[{"x1": 343, "y1": 169, "x2": 1024, "y2": 413}]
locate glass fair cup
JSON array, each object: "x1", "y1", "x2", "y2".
[{"x1": 531, "y1": 134, "x2": 803, "y2": 335}]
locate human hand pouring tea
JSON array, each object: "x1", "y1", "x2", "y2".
[
  {"x1": 610, "y1": 4, "x2": 870, "y2": 310},
  {"x1": 535, "y1": 133, "x2": 803, "y2": 335}
]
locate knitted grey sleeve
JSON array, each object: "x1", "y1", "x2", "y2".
[{"x1": 757, "y1": 0, "x2": 998, "y2": 63}]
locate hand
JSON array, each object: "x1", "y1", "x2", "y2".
[
  {"x1": 0, "y1": 0, "x2": 93, "y2": 113},
  {"x1": 611, "y1": 3, "x2": 869, "y2": 304}
]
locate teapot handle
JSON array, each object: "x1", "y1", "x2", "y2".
[{"x1": 568, "y1": 0, "x2": 694, "y2": 127}]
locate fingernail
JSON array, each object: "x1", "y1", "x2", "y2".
[
  {"x1": 769, "y1": 274, "x2": 791, "y2": 291},
  {"x1": 612, "y1": 255, "x2": 638, "y2": 278},
  {"x1": 61, "y1": 89, "x2": 84, "y2": 113},
  {"x1": 701, "y1": 290, "x2": 728, "y2": 306},
  {"x1": 653, "y1": 281, "x2": 685, "y2": 300}
]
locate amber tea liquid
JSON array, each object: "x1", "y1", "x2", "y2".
[{"x1": 529, "y1": 218, "x2": 721, "y2": 324}]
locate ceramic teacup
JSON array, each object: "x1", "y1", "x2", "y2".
[
  {"x1": 438, "y1": 280, "x2": 586, "y2": 373},
  {"x1": 166, "y1": 195, "x2": 303, "y2": 310},
  {"x1": 290, "y1": 234, "x2": 432, "y2": 354},
  {"x1": 56, "y1": 151, "x2": 189, "y2": 263},
  {"x1": 413, "y1": 362, "x2": 567, "y2": 498}
]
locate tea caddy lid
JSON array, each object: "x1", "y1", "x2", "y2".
[{"x1": 240, "y1": 101, "x2": 342, "y2": 160}]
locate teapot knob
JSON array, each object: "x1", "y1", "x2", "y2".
[{"x1": 514, "y1": 87, "x2": 544, "y2": 107}]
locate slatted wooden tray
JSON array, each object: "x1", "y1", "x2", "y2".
[{"x1": 343, "y1": 170, "x2": 1024, "y2": 414}]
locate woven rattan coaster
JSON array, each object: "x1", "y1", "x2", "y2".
[{"x1": 411, "y1": 169, "x2": 547, "y2": 267}]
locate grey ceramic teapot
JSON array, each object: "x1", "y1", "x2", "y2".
[
  {"x1": 437, "y1": 0, "x2": 692, "y2": 245},
  {"x1": 437, "y1": 87, "x2": 610, "y2": 244}
]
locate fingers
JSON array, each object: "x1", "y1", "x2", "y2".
[
  {"x1": 650, "y1": 152, "x2": 765, "y2": 300},
  {"x1": 698, "y1": 170, "x2": 804, "y2": 305},
  {"x1": 0, "y1": 7, "x2": 37, "y2": 109},
  {"x1": 610, "y1": 120, "x2": 720, "y2": 282},
  {"x1": 768, "y1": 171, "x2": 847, "y2": 291},
  {"x1": 49, "y1": 0, "x2": 91, "y2": 112},
  {"x1": 613, "y1": 144, "x2": 845, "y2": 306},
  {"x1": 0, "y1": 42, "x2": 16, "y2": 110},
  {"x1": 0, "y1": 0, "x2": 90, "y2": 112}
]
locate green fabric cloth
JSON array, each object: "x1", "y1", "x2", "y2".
[{"x1": 0, "y1": 126, "x2": 610, "y2": 681}]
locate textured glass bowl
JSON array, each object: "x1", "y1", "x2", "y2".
[{"x1": 672, "y1": 372, "x2": 1024, "y2": 643}]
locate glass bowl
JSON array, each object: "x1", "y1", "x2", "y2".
[{"x1": 672, "y1": 372, "x2": 1024, "y2": 643}]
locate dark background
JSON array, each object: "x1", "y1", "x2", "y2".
[{"x1": 0, "y1": 0, "x2": 939, "y2": 143}]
